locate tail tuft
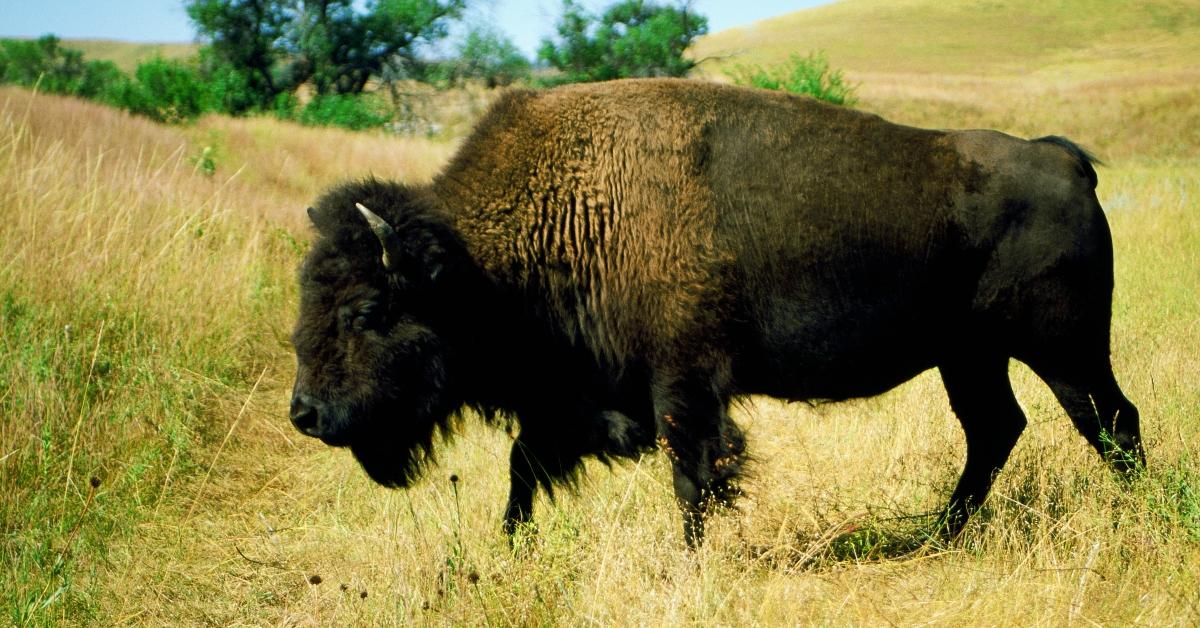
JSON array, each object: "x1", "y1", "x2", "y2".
[{"x1": 1035, "y1": 135, "x2": 1101, "y2": 189}]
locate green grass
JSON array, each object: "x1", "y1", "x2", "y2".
[{"x1": 0, "y1": 289, "x2": 210, "y2": 624}]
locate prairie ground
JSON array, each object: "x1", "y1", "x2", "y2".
[{"x1": 3, "y1": 2, "x2": 1200, "y2": 624}]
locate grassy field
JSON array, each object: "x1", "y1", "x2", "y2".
[
  {"x1": 694, "y1": 0, "x2": 1200, "y2": 161},
  {"x1": 692, "y1": 0, "x2": 1200, "y2": 77},
  {"x1": 3, "y1": 0, "x2": 1199, "y2": 624}
]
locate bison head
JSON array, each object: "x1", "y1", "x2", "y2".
[{"x1": 290, "y1": 179, "x2": 462, "y2": 487}]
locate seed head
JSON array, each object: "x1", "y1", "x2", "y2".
[
  {"x1": 308, "y1": 574, "x2": 322, "y2": 585},
  {"x1": 449, "y1": 474, "x2": 459, "y2": 484}
]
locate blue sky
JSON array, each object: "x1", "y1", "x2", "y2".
[{"x1": 0, "y1": 1, "x2": 833, "y2": 57}]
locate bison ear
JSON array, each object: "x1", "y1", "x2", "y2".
[
  {"x1": 397, "y1": 228, "x2": 446, "y2": 285},
  {"x1": 417, "y1": 240, "x2": 445, "y2": 283}
]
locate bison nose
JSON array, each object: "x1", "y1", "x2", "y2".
[{"x1": 290, "y1": 395, "x2": 320, "y2": 437}]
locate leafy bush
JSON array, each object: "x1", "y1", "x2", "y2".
[
  {"x1": 270, "y1": 92, "x2": 299, "y2": 120},
  {"x1": 77, "y1": 60, "x2": 130, "y2": 104},
  {"x1": 196, "y1": 47, "x2": 263, "y2": 115},
  {"x1": 728, "y1": 52, "x2": 858, "y2": 106},
  {"x1": 297, "y1": 94, "x2": 390, "y2": 130},
  {"x1": 113, "y1": 58, "x2": 211, "y2": 123},
  {"x1": 0, "y1": 35, "x2": 130, "y2": 100}
]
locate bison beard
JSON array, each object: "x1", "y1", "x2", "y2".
[{"x1": 290, "y1": 78, "x2": 1144, "y2": 548}]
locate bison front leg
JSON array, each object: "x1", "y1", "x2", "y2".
[
  {"x1": 503, "y1": 409, "x2": 645, "y2": 539},
  {"x1": 503, "y1": 435, "x2": 544, "y2": 537},
  {"x1": 652, "y1": 373, "x2": 747, "y2": 547}
]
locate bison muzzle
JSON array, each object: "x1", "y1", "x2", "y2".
[{"x1": 290, "y1": 78, "x2": 1143, "y2": 546}]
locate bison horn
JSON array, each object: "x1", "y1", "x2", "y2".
[{"x1": 355, "y1": 202, "x2": 396, "y2": 270}]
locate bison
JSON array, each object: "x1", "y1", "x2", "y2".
[{"x1": 290, "y1": 78, "x2": 1143, "y2": 546}]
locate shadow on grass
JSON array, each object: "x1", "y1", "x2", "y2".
[{"x1": 744, "y1": 509, "x2": 971, "y2": 571}]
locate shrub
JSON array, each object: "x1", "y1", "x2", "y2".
[
  {"x1": 115, "y1": 58, "x2": 211, "y2": 123},
  {"x1": 0, "y1": 34, "x2": 402, "y2": 132},
  {"x1": 0, "y1": 35, "x2": 129, "y2": 100},
  {"x1": 270, "y1": 92, "x2": 299, "y2": 120},
  {"x1": 197, "y1": 48, "x2": 262, "y2": 115},
  {"x1": 77, "y1": 60, "x2": 130, "y2": 104},
  {"x1": 296, "y1": 94, "x2": 390, "y2": 131},
  {"x1": 728, "y1": 52, "x2": 858, "y2": 106},
  {"x1": 0, "y1": 35, "x2": 83, "y2": 91}
]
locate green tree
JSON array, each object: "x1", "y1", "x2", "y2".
[
  {"x1": 455, "y1": 25, "x2": 531, "y2": 87},
  {"x1": 537, "y1": 0, "x2": 707, "y2": 84},
  {"x1": 296, "y1": 0, "x2": 471, "y2": 95},
  {"x1": 187, "y1": 0, "x2": 470, "y2": 99},
  {"x1": 186, "y1": 0, "x2": 289, "y2": 109}
]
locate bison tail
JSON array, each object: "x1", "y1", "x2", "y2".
[{"x1": 1034, "y1": 135, "x2": 1102, "y2": 189}]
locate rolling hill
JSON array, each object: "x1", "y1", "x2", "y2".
[
  {"x1": 693, "y1": 0, "x2": 1200, "y2": 77},
  {"x1": 692, "y1": 0, "x2": 1200, "y2": 161},
  {"x1": 64, "y1": 38, "x2": 198, "y2": 73}
]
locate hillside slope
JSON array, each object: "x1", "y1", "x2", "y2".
[
  {"x1": 63, "y1": 39, "x2": 198, "y2": 73},
  {"x1": 693, "y1": 0, "x2": 1200, "y2": 161},
  {"x1": 694, "y1": 0, "x2": 1200, "y2": 76}
]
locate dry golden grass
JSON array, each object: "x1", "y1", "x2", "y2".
[
  {"x1": 692, "y1": 0, "x2": 1200, "y2": 78},
  {"x1": 3, "y1": 1, "x2": 1200, "y2": 622},
  {"x1": 693, "y1": 0, "x2": 1200, "y2": 160},
  {"x1": 61, "y1": 39, "x2": 199, "y2": 74},
  {"x1": 0, "y1": 87, "x2": 453, "y2": 624}
]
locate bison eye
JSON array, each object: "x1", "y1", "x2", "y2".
[
  {"x1": 342, "y1": 301, "x2": 379, "y2": 333},
  {"x1": 350, "y1": 303, "x2": 376, "y2": 333}
]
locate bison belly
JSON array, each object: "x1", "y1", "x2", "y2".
[
  {"x1": 726, "y1": 236, "x2": 958, "y2": 402},
  {"x1": 734, "y1": 294, "x2": 942, "y2": 402}
]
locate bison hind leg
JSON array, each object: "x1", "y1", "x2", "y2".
[
  {"x1": 1036, "y1": 363, "x2": 1144, "y2": 474},
  {"x1": 938, "y1": 355, "x2": 1028, "y2": 537}
]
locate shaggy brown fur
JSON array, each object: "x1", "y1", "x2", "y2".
[{"x1": 291, "y1": 79, "x2": 1142, "y2": 546}]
